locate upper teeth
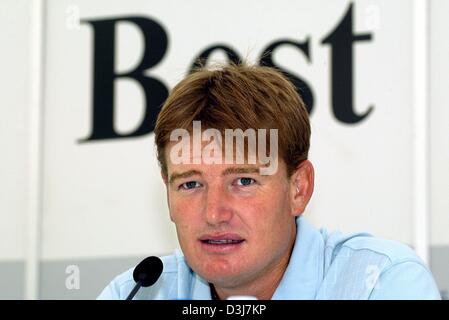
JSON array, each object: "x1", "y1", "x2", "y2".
[{"x1": 207, "y1": 239, "x2": 240, "y2": 244}]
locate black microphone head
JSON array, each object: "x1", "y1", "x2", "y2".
[{"x1": 133, "y1": 256, "x2": 163, "y2": 287}]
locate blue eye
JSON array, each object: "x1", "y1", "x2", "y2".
[
  {"x1": 236, "y1": 177, "x2": 256, "y2": 186},
  {"x1": 180, "y1": 181, "x2": 200, "y2": 190}
]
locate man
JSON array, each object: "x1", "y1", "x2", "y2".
[{"x1": 98, "y1": 63, "x2": 440, "y2": 300}]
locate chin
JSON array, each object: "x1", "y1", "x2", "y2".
[
  {"x1": 202, "y1": 272, "x2": 243, "y2": 288},
  {"x1": 197, "y1": 262, "x2": 248, "y2": 286}
]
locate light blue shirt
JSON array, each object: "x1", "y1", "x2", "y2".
[{"x1": 97, "y1": 217, "x2": 441, "y2": 300}]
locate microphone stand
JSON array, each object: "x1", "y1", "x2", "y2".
[{"x1": 126, "y1": 280, "x2": 142, "y2": 300}]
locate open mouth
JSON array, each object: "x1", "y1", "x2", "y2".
[
  {"x1": 198, "y1": 234, "x2": 246, "y2": 252},
  {"x1": 201, "y1": 239, "x2": 245, "y2": 245}
]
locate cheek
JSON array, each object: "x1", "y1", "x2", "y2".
[
  {"x1": 169, "y1": 194, "x2": 202, "y2": 234},
  {"x1": 246, "y1": 191, "x2": 292, "y2": 237},
  {"x1": 168, "y1": 197, "x2": 178, "y2": 222},
  {"x1": 170, "y1": 202, "x2": 188, "y2": 226},
  {"x1": 167, "y1": 191, "x2": 188, "y2": 219},
  {"x1": 240, "y1": 200, "x2": 279, "y2": 232},
  {"x1": 257, "y1": 186, "x2": 291, "y2": 216}
]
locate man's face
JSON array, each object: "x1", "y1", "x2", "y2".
[{"x1": 163, "y1": 142, "x2": 305, "y2": 289}]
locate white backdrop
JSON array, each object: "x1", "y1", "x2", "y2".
[{"x1": 0, "y1": 0, "x2": 447, "y2": 299}]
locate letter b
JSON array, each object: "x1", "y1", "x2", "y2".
[{"x1": 80, "y1": 16, "x2": 169, "y2": 142}]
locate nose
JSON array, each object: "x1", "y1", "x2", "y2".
[{"x1": 204, "y1": 184, "x2": 233, "y2": 226}]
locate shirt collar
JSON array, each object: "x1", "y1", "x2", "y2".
[
  {"x1": 191, "y1": 273, "x2": 212, "y2": 299},
  {"x1": 272, "y1": 216, "x2": 324, "y2": 299}
]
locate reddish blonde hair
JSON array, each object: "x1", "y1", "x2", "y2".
[{"x1": 154, "y1": 63, "x2": 310, "y2": 177}]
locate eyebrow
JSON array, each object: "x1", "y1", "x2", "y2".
[
  {"x1": 169, "y1": 170, "x2": 202, "y2": 184},
  {"x1": 168, "y1": 166, "x2": 262, "y2": 184},
  {"x1": 221, "y1": 166, "x2": 261, "y2": 176}
]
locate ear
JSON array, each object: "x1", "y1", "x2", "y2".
[
  {"x1": 161, "y1": 171, "x2": 174, "y2": 222},
  {"x1": 289, "y1": 160, "x2": 314, "y2": 217}
]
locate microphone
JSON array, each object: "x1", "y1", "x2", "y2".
[{"x1": 126, "y1": 256, "x2": 163, "y2": 300}]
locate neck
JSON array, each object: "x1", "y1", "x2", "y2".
[{"x1": 213, "y1": 224, "x2": 297, "y2": 300}]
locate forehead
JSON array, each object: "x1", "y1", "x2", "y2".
[
  {"x1": 165, "y1": 146, "x2": 286, "y2": 183},
  {"x1": 163, "y1": 125, "x2": 280, "y2": 177},
  {"x1": 164, "y1": 139, "x2": 276, "y2": 162}
]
